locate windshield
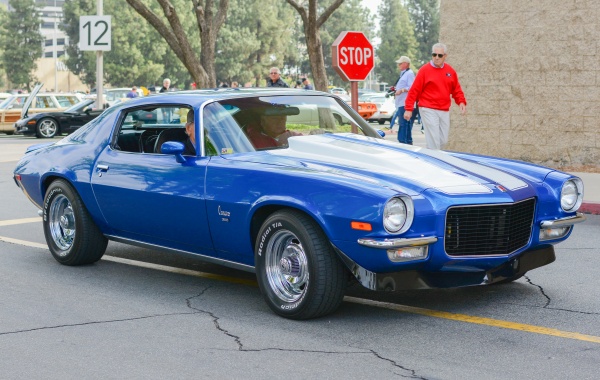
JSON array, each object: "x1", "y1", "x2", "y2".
[
  {"x1": 204, "y1": 94, "x2": 380, "y2": 152},
  {"x1": 64, "y1": 99, "x2": 94, "y2": 113},
  {"x1": 0, "y1": 97, "x2": 12, "y2": 109}
]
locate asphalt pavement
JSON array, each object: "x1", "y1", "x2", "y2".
[{"x1": 382, "y1": 121, "x2": 600, "y2": 215}]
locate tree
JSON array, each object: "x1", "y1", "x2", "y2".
[
  {"x1": 285, "y1": 0, "x2": 345, "y2": 92},
  {"x1": 0, "y1": 0, "x2": 43, "y2": 91},
  {"x1": 215, "y1": 0, "x2": 294, "y2": 86},
  {"x1": 376, "y1": 0, "x2": 418, "y2": 88},
  {"x1": 0, "y1": 4, "x2": 7, "y2": 90},
  {"x1": 126, "y1": 0, "x2": 228, "y2": 88},
  {"x1": 404, "y1": 0, "x2": 439, "y2": 66},
  {"x1": 62, "y1": 0, "x2": 192, "y2": 89},
  {"x1": 319, "y1": 0, "x2": 374, "y2": 88}
]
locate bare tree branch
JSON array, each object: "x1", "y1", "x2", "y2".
[{"x1": 317, "y1": 0, "x2": 344, "y2": 28}]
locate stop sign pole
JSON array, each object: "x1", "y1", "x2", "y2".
[{"x1": 331, "y1": 31, "x2": 375, "y2": 117}]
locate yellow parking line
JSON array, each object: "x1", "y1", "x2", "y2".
[
  {"x1": 345, "y1": 297, "x2": 600, "y2": 344},
  {"x1": 0, "y1": 217, "x2": 41, "y2": 227},
  {"x1": 1, "y1": 232, "x2": 599, "y2": 344}
]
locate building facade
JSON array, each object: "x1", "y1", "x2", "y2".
[{"x1": 440, "y1": 0, "x2": 599, "y2": 169}]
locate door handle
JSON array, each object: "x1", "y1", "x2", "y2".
[{"x1": 97, "y1": 164, "x2": 109, "y2": 177}]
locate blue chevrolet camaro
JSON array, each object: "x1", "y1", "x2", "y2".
[{"x1": 13, "y1": 89, "x2": 586, "y2": 319}]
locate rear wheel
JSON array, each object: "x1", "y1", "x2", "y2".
[
  {"x1": 255, "y1": 210, "x2": 347, "y2": 319},
  {"x1": 36, "y1": 118, "x2": 58, "y2": 138},
  {"x1": 43, "y1": 180, "x2": 108, "y2": 265},
  {"x1": 378, "y1": 119, "x2": 386, "y2": 125}
]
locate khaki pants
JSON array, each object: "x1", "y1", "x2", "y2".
[{"x1": 419, "y1": 107, "x2": 450, "y2": 150}]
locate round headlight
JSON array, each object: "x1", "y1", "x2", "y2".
[
  {"x1": 383, "y1": 197, "x2": 414, "y2": 234},
  {"x1": 560, "y1": 179, "x2": 583, "y2": 212}
]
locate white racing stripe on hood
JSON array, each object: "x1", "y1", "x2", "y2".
[{"x1": 270, "y1": 135, "x2": 492, "y2": 195}]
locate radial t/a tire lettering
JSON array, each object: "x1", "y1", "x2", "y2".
[
  {"x1": 42, "y1": 179, "x2": 108, "y2": 265},
  {"x1": 255, "y1": 210, "x2": 347, "y2": 319}
]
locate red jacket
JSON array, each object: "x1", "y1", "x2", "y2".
[{"x1": 404, "y1": 62, "x2": 466, "y2": 112}]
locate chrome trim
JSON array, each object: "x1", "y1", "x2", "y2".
[
  {"x1": 97, "y1": 164, "x2": 109, "y2": 170},
  {"x1": 358, "y1": 236, "x2": 437, "y2": 249},
  {"x1": 540, "y1": 213, "x2": 586, "y2": 228},
  {"x1": 105, "y1": 235, "x2": 256, "y2": 273}
]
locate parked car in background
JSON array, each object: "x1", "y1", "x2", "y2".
[
  {"x1": 0, "y1": 88, "x2": 81, "y2": 135},
  {"x1": 14, "y1": 99, "x2": 104, "y2": 138},
  {"x1": 14, "y1": 88, "x2": 584, "y2": 320},
  {"x1": 366, "y1": 94, "x2": 396, "y2": 125},
  {"x1": 87, "y1": 87, "x2": 144, "y2": 108},
  {"x1": 329, "y1": 87, "x2": 351, "y2": 103}
]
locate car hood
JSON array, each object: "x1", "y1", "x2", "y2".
[
  {"x1": 21, "y1": 83, "x2": 43, "y2": 119},
  {"x1": 228, "y1": 134, "x2": 535, "y2": 196}
]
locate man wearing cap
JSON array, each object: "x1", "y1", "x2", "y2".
[
  {"x1": 404, "y1": 43, "x2": 467, "y2": 150},
  {"x1": 390, "y1": 56, "x2": 416, "y2": 144}
]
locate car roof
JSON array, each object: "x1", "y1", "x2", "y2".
[{"x1": 113, "y1": 88, "x2": 332, "y2": 109}]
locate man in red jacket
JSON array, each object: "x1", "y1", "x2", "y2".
[{"x1": 403, "y1": 43, "x2": 467, "y2": 150}]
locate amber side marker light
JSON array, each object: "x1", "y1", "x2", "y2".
[{"x1": 351, "y1": 221, "x2": 372, "y2": 231}]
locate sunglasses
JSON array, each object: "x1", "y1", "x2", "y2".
[
  {"x1": 432, "y1": 53, "x2": 445, "y2": 58},
  {"x1": 269, "y1": 72, "x2": 279, "y2": 75}
]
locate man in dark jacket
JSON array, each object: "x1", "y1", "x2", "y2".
[{"x1": 267, "y1": 67, "x2": 289, "y2": 88}]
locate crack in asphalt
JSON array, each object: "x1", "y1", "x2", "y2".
[
  {"x1": 0, "y1": 311, "x2": 197, "y2": 336},
  {"x1": 524, "y1": 276, "x2": 551, "y2": 308},
  {"x1": 500, "y1": 302, "x2": 600, "y2": 315},
  {"x1": 186, "y1": 286, "x2": 428, "y2": 379}
]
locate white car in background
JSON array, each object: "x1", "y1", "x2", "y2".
[
  {"x1": 86, "y1": 87, "x2": 144, "y2": 108},
  {"x1": 366, "y1": 94, "x2": 396, "y2": 125}
]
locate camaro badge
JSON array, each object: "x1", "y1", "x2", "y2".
[{"x1": 218, "y1": 205, "x2": 231, "y2": 222}]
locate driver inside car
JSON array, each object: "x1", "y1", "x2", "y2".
[{"x1": 245, "y1": 113, "x2": 302, "y2": 149}]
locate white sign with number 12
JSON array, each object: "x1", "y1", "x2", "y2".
[{"x1": 79, "y1": 15, "x2": 111, "y2": 51}]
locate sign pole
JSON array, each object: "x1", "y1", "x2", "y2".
[
  {"x1": 96, "y1": 0, "x2": 104, "y2": 110},
  {"x1": 350, "y1": 81, "x2": 358, "y2": 133}
]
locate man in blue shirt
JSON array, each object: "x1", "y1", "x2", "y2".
[
  {"x1": 126, "y1": 86, "x2": 139, "y2": 99},
  {"x1": 391, "y1": 56, "x2": 416, "y2": 144}
]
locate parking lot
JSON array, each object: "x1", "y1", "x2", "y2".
[{"x1": 1, "y1": 134, "x2": 599, "y2": 379}]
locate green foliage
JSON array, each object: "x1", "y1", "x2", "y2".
[
  {"x1": 404, "y1": 0, "x2": 440, "y2": 66},
  {"x1": 216, "y1": 0, "x2": 294, "y2": 86},
  {"x1": 376, "y1": 0, "x2": 418, "y2": 87},
  {"x1": 62, "y1": 0, "x2": 192, "y2": 89},
  {"x1": 319, "y1": 0, "x2": 375, "y2": 88},
  {"x1": 1, "y1": 0, "x2": 43, "y2": 90},
  {"x1": 0, "y1": 4, "x2": 7, "y2": 89}
]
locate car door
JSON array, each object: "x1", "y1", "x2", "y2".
[{"x1": 90, "y1": 106, "x2": 214, "y2": 255}]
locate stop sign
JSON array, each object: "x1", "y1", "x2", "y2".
[{"x1": 332, "y1": 31, "x2": 374, "y2": 82}]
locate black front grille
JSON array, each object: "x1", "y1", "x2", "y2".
[{"x1": 445, "y1": 198, "x2": 536, "y2": 256}]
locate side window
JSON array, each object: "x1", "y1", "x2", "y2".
[
  {"x1": 203, "y1": 103, "x2": 254, "y2": 156},
  {"x1": 113, "y1": 106, "x2": 189, "y2": 154},
  {"x1": 35, "y1": 96, "x2": 53, "y2": 109},
  {"x1": 56, "y1": 95, "x2": 78, "y2": 107}
]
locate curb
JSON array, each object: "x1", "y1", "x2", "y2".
[{"x1": 580, "y1": 202, "x2": 600, "y2": 215}]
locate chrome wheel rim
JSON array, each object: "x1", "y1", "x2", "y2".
[
  {"x1": 265, "y1": 229, "x2": 309, "y2": 303},
  {"x1": 49, "y1": 194, "x2": 75, "y2": 252},
  {"x1": 39, "y1": 120, "x2": 57, "y2": 137}
]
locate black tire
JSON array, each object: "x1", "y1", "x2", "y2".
[
  {"x1": 255, "y1": 210, "x2": 347, "y2": 319},
  {"x1": 378, "y1": 119, "x2": 386, "y2": 125},
  {"x1": 5, "y1": 131, "x2": 14, "y2": 135},
  {"x1": 36, "y1": 118, "x2": 59, "y2": 138},
  {"x1": 43, "y1": 179, "x2": 108, "y2": 265}
]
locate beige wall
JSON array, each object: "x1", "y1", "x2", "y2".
[
  {"x1": 440, "y1": 0, "x2": 599, "y2": 168},
  {"x1": 35, "y1": 58, "x2": 88, "y2": 93}
]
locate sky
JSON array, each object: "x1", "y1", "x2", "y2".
[{"x1": 365, "y1": 0, "x2": 382, "y2": 16}]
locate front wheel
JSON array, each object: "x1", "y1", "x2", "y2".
[
  {"x1": 36, "y1": 118, "x2": 58, "y2": 138},
  {"x1": 43, "y1": 180, "x2": 108, "y2": 265},
  {"x1": 255, "y1": 210, "x2": 347, "y2": 319}
]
